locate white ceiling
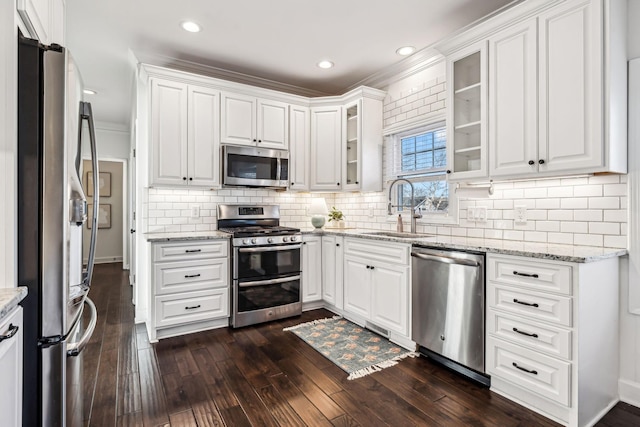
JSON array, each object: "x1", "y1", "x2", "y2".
[{"x1": 65, "y1": 0, "x2": 515, "y2": 127}]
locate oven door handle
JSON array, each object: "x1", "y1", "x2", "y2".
[
  {"x1": 239, "y1": 275, "x2": 301, "y2": 288},
  {"x1": 238, "y1": 244, "x2": 302, "y2": 253}
]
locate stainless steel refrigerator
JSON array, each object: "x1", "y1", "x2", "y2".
[{"x1": 18, "y1": 34, "x2": 100, "y2": 427}]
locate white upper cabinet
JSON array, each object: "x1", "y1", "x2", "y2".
[
  {"x1": 17, "y1": 0, "x2": 65, "y2": 45},
  {"x1": 537, "y1": 0, "x2": 605, "y2": 174},
  {"x1": 446, "y1": 42, "x2": 488, "y2": 181},
  {"x1": 221, "y1": 92, "x2": 289, "y2": 149},
  {"x1": 188, "y1": 86, "x2": 220, "y2": 187},
  {"x1": 150, "y1": 78, "x2": 220, "y2": 187},
  {"x1": 289, "y1": 105, "x2": 310, "y2": 191},
  {"x1": 309, "y1": 88, "x2": 384, "y2": 192},
  {"x1": 489, "y1": 19, "x2": 538, "y2": 178},
  {"x1": 310, "y1": 105, "x2": 342, "y2": 191}
]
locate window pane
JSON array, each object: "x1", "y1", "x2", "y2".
[
  {"x1": 397, "y1": 127, "x2": 446, "y2": 175},
  {"x1": 396, "y1": 179, "x2": 449, "y2": 214}
]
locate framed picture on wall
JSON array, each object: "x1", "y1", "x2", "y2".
[
  {"x1": 86, "y1": 171, "x2": 111, "y2": 197},
  {"x1": 87, "y1": 204, "x2": 111, "y2": 229}
]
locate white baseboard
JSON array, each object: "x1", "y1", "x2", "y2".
[{"x1": 619, "y1": 378, "x2": 640, "y2": 408}]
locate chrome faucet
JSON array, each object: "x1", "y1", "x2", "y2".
[{"x1": 388, "y1": 178, "x2": 423, "y2": 234}]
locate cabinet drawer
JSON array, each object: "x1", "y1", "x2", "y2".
[
  {"x1": 488, "y1": 283, "x2": 572, "y2": 327},
  {"x1": 344, "y1": 238, "x2": 410, "y2": 265},
  {"x1": 153, "y1": 240, "x2": 228, "y2": 262},
  {"x1": 488, "y1": 255, "x2": 572, "y2": 295},
  {"x1": 487, "y1": 309, "x2": 572, "y2": 360},
  {"x1": 155, "y1": 289, "x2": 229, "y2": 328},
  {"x1": 154, "y1": 259, "x2": 228, "y2": 295},
  {"x1": 487, "y1": 337, "x2": 570, "y2": 406}
]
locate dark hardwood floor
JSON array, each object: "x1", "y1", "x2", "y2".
[{"x1": 83, "y1": 263, "x2": 640, "y2": 426}]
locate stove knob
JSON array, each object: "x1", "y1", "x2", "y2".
[
  {"x1": 242, "y1": 239, "x2": 249, "y2": 245},
  {"x1": 290, "y1": 236, "x2": 297, "y2": 242},
  {"x1": 251, "y1": 238, "x2": 257, "y2": 244},
  {"x1": 267, "y1": 237, "x2": 273, "y2": 243},
  {"x1": 282, "y1": 236, "x2": 289, "y2": 242}
]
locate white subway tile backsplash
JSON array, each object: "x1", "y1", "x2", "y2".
[
  {"x1": 548, "y1": 210, "x2": 573, "y2": 221},
  {"x1": 573, "y1": 185, "x2": 603, "y2": 197},
  {"x1": 574, "y1": 233, "x2": 603, "y2": 247},
  {"x1": 560, "y1": 198, "x2": 588, "y2": 209},
  {"x1": 589, "y1": 222, "x2": 620, "y2": 235},
  {"x1": 589, "y1": 197, "x2": 620, "y2": 209},
  {"x1": 574, "y1": 210, "x2": 603, "y2": 222}
]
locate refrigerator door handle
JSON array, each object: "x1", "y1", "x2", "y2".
[
  {"x1": 81, "y1": 101, "x2": 99, "y2": 288},
  {"x1": 67, "y1": 297, "x2": 97, "y2": 357}
]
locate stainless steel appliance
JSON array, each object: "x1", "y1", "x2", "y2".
[
  {"x1": 218, "y1": 204, "x2": 302, "y2": 327},
  {"x1": 222, "y1": 145, "x2": 289, "y2": 189},
  {"x1": 18, "y1": 35, "x2": 99, "y2": 426},
  {"x1": 411, "y1": 247, "x2": 488, "y2": 385}
]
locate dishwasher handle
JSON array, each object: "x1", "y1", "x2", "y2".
[{"x1": 411, "y1": 251, "x2": 480, "y2": 267}]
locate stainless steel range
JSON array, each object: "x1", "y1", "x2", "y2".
[{"x1": 218, "y1": 204, "x2": 302, "y2": 328}]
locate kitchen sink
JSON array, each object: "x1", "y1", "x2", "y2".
[{"x1": 362, "y1": 231, "x2": 435, "y2": 239}]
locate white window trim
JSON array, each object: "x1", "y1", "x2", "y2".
[{"x1": 386, "y1": 121, "x2": 458, "y2": 226}]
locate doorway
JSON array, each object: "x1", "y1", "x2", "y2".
[{"x1": 82, "y1": 159, "x2": 128, "y2": 265}]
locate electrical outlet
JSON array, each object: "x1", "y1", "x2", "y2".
[
  {"x1": 468, "y1": 207, "x2": 476, "y2": 221},
  {"x1": 476, "y1": 207, "x2": 487, "y2": 223},
  {"x1": 191, "y1": 205, "x2": 200, "y2": 219},
  {"x1": 514, "y1": 205, "x2": 527, "y2": 224}
]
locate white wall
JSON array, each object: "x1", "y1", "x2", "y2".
[{"x1": 0, "y1": 3, "x2": 18, "y2": 288}]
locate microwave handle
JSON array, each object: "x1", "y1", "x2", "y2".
[{"x1": 276, "y1": 158, "x2": 281, "y2": 181}]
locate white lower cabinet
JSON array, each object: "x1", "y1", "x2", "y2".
[
  {"x1": 342, "y1": 238, "x2": 410, "y2": 339},
  {"x1": 301, "y1": 235, "x2": 322, "y2": 305},
  {"x1": 321, "y1": 235, "x2": 343, "y2": 310},
  {"x1": 0, "y1": 306, "x2": 23, "y2": 427},
  {"x1": 150, "y1": 240, "x2": 230, "y2": 341},
  {"x1": 486, "y1": 253, "x2": 619, "y2": 427}
]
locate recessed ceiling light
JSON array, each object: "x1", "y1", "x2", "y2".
[
  {"x1": 317, "y1": 60, "x2": 334, "y2": 69},
  {"x1": 396, "y1": 46, "x2": 416, "y2": 56},
  {"x1": 83, "y1": 89, "x2": 97, "y2": 95},
  {"x1": 181, "y1": 21, "x2": 201, "y2": 33}
]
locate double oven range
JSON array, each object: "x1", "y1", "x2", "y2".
[{"x1": 218, "y1": 204, "x2": 302, "y2": 328}]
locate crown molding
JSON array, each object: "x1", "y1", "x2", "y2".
[{"x1": 132, "y1": 50, "x2": 331, "y2": 98}]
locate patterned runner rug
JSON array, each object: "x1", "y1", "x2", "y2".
[{"x1": 284, "y1": 316, "x2": 418, "y2": 380}]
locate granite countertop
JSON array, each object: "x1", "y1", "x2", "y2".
[
  {"x1": 0, "y1": 287, "x2": 28, "y2": 323},
  {"x1": 304, "y1": 228, "x2": 627, "y2": 263},
  {"x1": 145, "y1": 230, "x2": 232, "y2": 242}
]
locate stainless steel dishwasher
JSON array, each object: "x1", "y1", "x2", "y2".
[{"x1": 411, "y1": 247, "x2": 488, "y2": 385}]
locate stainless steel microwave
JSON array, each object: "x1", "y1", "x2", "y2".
[{"x1": 222, "y1": 145, "x2": 289, "y2": 189}]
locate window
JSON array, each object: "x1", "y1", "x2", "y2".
[{"x1": 387, "y1": 122, "x2": 455, "y2": 221}]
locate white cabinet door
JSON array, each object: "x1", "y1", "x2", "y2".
[
  {"x1": 322, "y1": 235, "x2": 343, "y2": 309},
  {"x1": 489, "y1": 19, "x2": 538, "y2": 178},
  {"x1": 371, "y1": 263, "x2": 409, "y2": 335},
  {"x1": 446, "y1": 42, "x2": 488, "y2": 181},
  {"x1": 221, "y1": 92, "x2": 256, "y2": 146},
  {"x1": 151, "y1": 79, "x2": 188, "y2": 186},
  {"x1": 257, "y1": 99, "x2": 288, "y2": 149},
  {"x1": 289, "y1": 105, "x2": 310, "y2": 191},
  {"x1": 302, "y1": 236, "x2": 322, "y2": 303},
  {"x1": 0, "y1": 307, "x2": 23, "y2": 427},
  {"x1": 343, "y1": 255, "x2": 371, "y2": 319},
  {"x1": 17, "y1": 0, "x2": 50, "y2": 43},
  {"x1": 538, "y1": 0, "x2": 603, "y2": 173},
  {"x1": 310, "y1": 106, "x2": 342, "y2": 191},
  {"x1": 342, "y1": 100, "x2": 361, "y2": 191},
  {"x1": 188, "y1": 86, "x2": 220, "y2": 187}
]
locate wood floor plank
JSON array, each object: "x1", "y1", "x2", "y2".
[
  {"x1": 255, "y1": 384, "x2": 307, "y2": 427},
  {"x1": 88, "y1": 348, "x2": 118, "y2": 426},
  {"x1": 181, "y1": 374, "x2": 226, "y2": 427},
  {"x1": 116, "y1": 411, "x2": 143, "y2": 427},
  {"x1": 268, "y1": 373, "x2": 333, "y2": 427},
  {"x1": 216, "y1": 359, "x2": 280, "y2": 427},
  {"x1": 330, "y1": 414, "x2": 360, "y2": 427},
  {"x1": 190, "y1": 348, "x2": 240, "y2": 409},
  {"x1": 328, "y1": 391, "x2": 389, "y2": 427},
  {"x1": 161, "y1": 372, "x2": 191, "y2": 415},
  {"x1": 219, "y1": 406, "x2": 252, "y2": 427},
  {"x1": 117, "y1": 373, "x2": 141, "y2": 416},
  {"x1": 168, "y1": 409, "x2": 198, "y2": 427},
  {"x1": 138, "y1": 347, "x2": 170, "y2": 427}
]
